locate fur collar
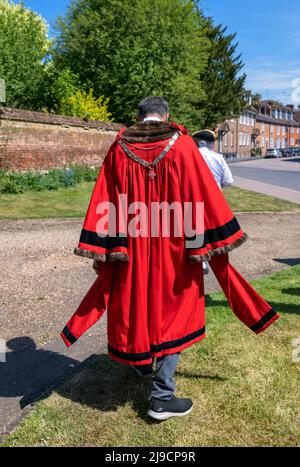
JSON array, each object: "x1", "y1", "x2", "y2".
[{"x1": 121, "y1": 121, "x2": 187, "y2": 143}]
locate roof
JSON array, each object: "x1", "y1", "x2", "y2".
[
  {"x1": 294, "y1": 111, "x2": 300, "y2": 123},
  {"x1": 259, "y1": 100, "x2": 294, "y2": 112},
  {"x1": 256, "y1": 112, "x2": 299, "y2": 127}
]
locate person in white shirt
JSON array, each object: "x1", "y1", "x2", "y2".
[
  {"x1": 192, "y1": 129, "x2": 234, "y2": 189},
  {"x1": 192, "y1": 129, "x2": 234, "y2": 274}
]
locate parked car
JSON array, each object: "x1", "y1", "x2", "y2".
[
  {"x1": 265, "y1": 148, "x2": 282, "y2": 158},
  {"x1": 281, "y1": 148, "x2": 294, "y2": 157}
]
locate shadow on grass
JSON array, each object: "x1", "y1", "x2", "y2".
[
  {"x1": 281, "y1": 287, "x2": 300, "y2": 296},
  {"x1": 175, "y1": 371, "x2": 226, "y2": 381},
  {"x1": 55, "y1": 354, "x2": 157, "y2": 422},
  {"x1": 54, "y1": 354, "x2": 226, "y2": 423}
]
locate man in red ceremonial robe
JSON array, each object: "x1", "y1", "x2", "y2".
[{"x1": 61, "y1": 97, "x2": 280, "y2": 421}]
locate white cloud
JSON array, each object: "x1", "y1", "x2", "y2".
[
  {"x1": 291, "y1": 78, "x2": 300, "y2": 105},
  {"x1": 245, "y1": 58, "x2": 300, "y2": 101}
]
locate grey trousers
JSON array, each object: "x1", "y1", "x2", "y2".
[{"x1": 150, "y1": 353, "x2": 180, "y2": 400}]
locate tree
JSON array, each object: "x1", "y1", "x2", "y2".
[
  {"x1": 198, "y1": 15, "x2": 247, "y2": 129},
  {"x1": 39, "y1": 64, "x2": 79, "y2": 113},
  {"x1": 53, "y1": 0, "x2": 208, "y2": 129},
  {"x1": 0, "y1": 0, "x2": 50, "y2": 109},
  {"x1": 250, "y1": 92, "x2": 262, "y2": 107}
]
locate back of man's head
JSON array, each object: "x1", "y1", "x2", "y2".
[{"x1": 138, "y1": 96, "x2": 169, "y2": 120}]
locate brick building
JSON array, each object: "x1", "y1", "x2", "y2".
[
  {"x1": 218, "y1": 100, "x2": 300, "y2": 158},
  {"x1": 217, "y1": 108, "x2": 258, "y2": 158},
  {"x1": 0, "y1": 107, "x2": 122, "y2": 171},
  {"x1": 255, "y1": 100, "x2": 300, "y2": 153}
]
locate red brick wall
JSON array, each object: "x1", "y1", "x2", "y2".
[{"x1": 0, "y1": 107, "x2": 123, "y2": 171}]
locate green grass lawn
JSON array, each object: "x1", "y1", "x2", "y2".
[
  {"x1": 3, "y1": 265, "x2": 300, "y2": 447},
  {"x1": 0, "y1": 183, "x2": 299, "y2": 219}
]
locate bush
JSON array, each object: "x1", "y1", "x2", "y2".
[
  {"x1": 0, "y1": 165, "x2": 100, "y2": 194},
  {"x1": 58, "y1": 89, "x2": 113, "y2": 122}
]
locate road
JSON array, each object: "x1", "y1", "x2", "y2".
[{"x1": 229, "y1": 157, "x2": 300, "y2": 204}]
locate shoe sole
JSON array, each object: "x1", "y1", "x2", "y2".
[{"x1": 147, "y1": 406, "x2": 193, "y2": 421}]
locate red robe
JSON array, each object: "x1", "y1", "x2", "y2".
[{"x1": 61, "y1": 121, "x2": 279, "y2": 366}]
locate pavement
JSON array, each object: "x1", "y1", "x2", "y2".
[
  {"x1": 229, "y1": 157, "x2": 300, "y2": 204},
  {"x1": 1, "y1": 213, "x2": 300, "y2": 439}
]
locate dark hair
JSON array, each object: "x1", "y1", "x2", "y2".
[{"x1": 137, "y1": 96, "x2": 169, "y2": 118}]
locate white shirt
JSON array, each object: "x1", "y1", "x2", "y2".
[
  {"x1": 143, "y1": 116, "x2": 162, "y2": 122},
  {"x1": 199, "y1": 146, "x2": 234, "y2": 189}
]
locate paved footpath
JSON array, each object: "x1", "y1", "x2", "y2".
[
  {"x1": 1, "y1": 214, "x2": 300, "y2": 438},
  {"x1": 229, "y1": 157, "x2": 300, "y2": 204}
]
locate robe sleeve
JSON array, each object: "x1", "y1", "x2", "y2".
[
  {"x1": 178, "y1": 135, "x2": 247, "y2": 262},
  {"x1": 74, "y1": 140, "x2": 129, "y2": 263},
  {"x1": 209, "y1": 253, "x2": 280, "y2": 334},
  {"x1": 61, "y1": 262, "x2": 115, "y2": 346}
]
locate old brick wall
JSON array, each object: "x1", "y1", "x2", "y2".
[{"x1": 0, "y1": 108, "x2": 123, "y2": 171}]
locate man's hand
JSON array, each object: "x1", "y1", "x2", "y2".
[{"x1": 93, "y1": 259, "x2": 102, "y2": 275}]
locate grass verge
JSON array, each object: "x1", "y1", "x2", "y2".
[{"x1": 0, "y1": 184, "x2": 299, "y2": 219}]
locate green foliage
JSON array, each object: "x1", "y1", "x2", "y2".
[
  {"x1": 0, "y1": 0, "x2": 50, "y2": 109},
  {"x1": 40, "y1": 65, "x2": 80, "y2": 113},
  {"x1": 53, "y1": 0, "x2": 209, "y2": 129},
  {"x1": 58, "y1": 89, "x2": 113, "y2": 121},
  {"x1": 199, "y1": 15, "x2": 247, "y2": 129},
  {"x1": 0, "y1": 0, "x2": 248, "y2": 130},
  {"x1": 0, "y1": 166, "x2": 99, "y2": 194}
]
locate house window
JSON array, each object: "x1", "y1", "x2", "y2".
[
  {"x1": 231, "y1": 131, "x2": 234, "y2": 147},
  {"x1": 224, "y1": 132, "x2": 228, "y2": 147},
  {"x1": 282, "y1": 138, "x2": 285, "y2": 148},
  {"x1": 261, "y1": 136, "x2": 265, "y2": 147},
  {"x1": 239, "y1": 132, "x2": 243, "y2": 146},
  {"x1": 291, "y1": 138, "x2": 295, "y2": 145},
  {"x1": 291, "y1": 127, "x2": 295, "y2": 134},
  {"x1": 270, "y1": 137, "x2": 274, "y2": 148},
  {"x1": 282, "y1": 127, "x2": 286, "y2": 135},
  {"x1": 261, "y1": 122, "x2": 265, "y2": 133},
  {"x1": 270, "y1": 125, "x2": 274, "y2": 133},
  {"x1": 277, "y1": 126, "x2": 280, "y2": 135}
]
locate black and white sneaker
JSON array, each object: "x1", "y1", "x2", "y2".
[{"x1": 148, "y1": 396, "x2": 193, "y2": 421}]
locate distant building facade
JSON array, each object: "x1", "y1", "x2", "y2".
[
  {"x1": 217, "y1": 100, "x2": 300, "y2": 157},
  {"x1": 255, "y1": 101, "x2": 300, "y2": 152},
  {"x1": 217, "y1": 108, "x2": 258, "y2": 158}
]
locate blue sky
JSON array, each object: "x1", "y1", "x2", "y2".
[{"x1": 16, "y1": 0, "x2": 300, "y2": 105}]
